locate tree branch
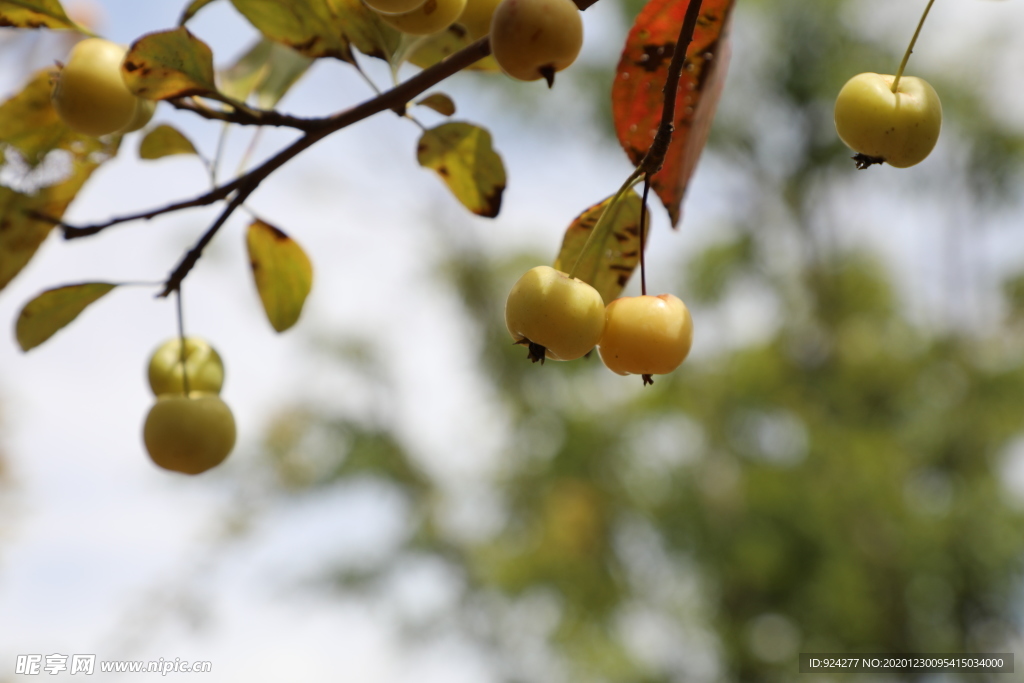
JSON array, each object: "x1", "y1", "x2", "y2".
[
  {"x1": 155, "y1": 36, "x2": 493, "y2": 295},
  {"x1": 58, "y1": 36, "x2": 492, "y2": 241},
  {"x1": 637, "y1": 0, "x2": 704, "y2": 177},
  {"x1": 168, "y1": 97, "x2": 320, "y2": 131},
  {"x1": 58, "y1": 176, "x2": 246, "y2": 239}
]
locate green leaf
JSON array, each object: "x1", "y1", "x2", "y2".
[
  {"x1": 138, "y1": 124, "x2": 198, "y2": 160},
  {"x1": 416, "y1": 93, "x2": 456, "y2": 117},
  {"x1": 219, "y1": 38, "x2": 313, "y2": 109},
  {"x1": 246, "y1": 219, "x2": 313, "y2": 332},
  {"x1": 122, "y1": 27, "x2": 219, "y2": 100},
  {"x1": 15, "y1": 282, "x2": 116, "y2": 351},
  {"x1": 416, "y1": 122, "x2": 505, "y2": 218},
  {"x1": 553, "y1": 191, "x2": 647, "y2": 304},
  {"x1": 0, "y1": 0, "x2": 76, "y2": 29},
  {"x1": 229, "y1": 0, "x2": 400, "y2": 64},
  {"x1": 178, "y1": 0, "x2": 220, "y2": 24}
]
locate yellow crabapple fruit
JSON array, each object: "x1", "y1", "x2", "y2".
[
  {"x1": 505, "y1": 265, "x2": 605, "y2": 362},
  {"x1": 598, "y1": 294, "x2": 693, "y2": 384},
  {"x1": 489, "y1": 0, "x2": 583, "y2": 85},
  {"x1": 833, "y1": 72, "x2": 942, "y2": 168},
  {"x1": 456, "y1": 0, "x2": 503, "y2": 39},
  {"x1": 378, "y1": 0, "x2": 468, "y2": 35},
  {"x1": 364, "y1": 0, "x2": 427, "y2": 14},
  {"x1": 143, "y1": 392, "x2": 237, "y2": 475},
  {"x1": 51, "y1": 38, "x2": 138, "y2": 136},
  {"x1": 120, "y1": 97, "x2": 156, "y2": 133},
  {"x1": 147, "y1": 336, "x2": 225, "y2": 396}
]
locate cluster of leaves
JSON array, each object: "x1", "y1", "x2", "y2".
[{"x1": 0, "y1": 0, "x2": 736, "y2": 356}]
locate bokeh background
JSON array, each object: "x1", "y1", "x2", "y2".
[{"x1": 2, "y1": 0, "x2": 1024, "y2": 680}]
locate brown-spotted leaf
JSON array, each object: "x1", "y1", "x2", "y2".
[
  {"x1": 553, "y1": 190, "x2": 647, "y2": 304},
  {"x1": 15, "y1": 282, "x2": 116, "y2": 351},
  {"x1": 416, "y1": 93, "x2": 456, "y2": 117},
  {"x1": 0, "y1": 0, "x2": 76, "y2": 29},
  {"x1": 122, "y1": 28, "x2": 218, "y2": 100},
  {"x1": 246, "y1": 219, "x2": 313, "y2": 333},
  {"x1": 139, "y1": 124, "x2": 198, "y2": 159},
  {"x1": 230, "y1": 0, "x2": 400, "y2": 64},
  {"x1": 417, "y1": 122, "x2": 505, "y2": 218},
  {"x1": 408, "y1": 25, "x2": 499, "y2": 72},
  {"x1": 219, "y1": 38, "x2": 313, "y2": 109},
  {"x1": 612, "y1": 0, "x2": 734, "y2": 226},
  {"x1": 178, "y1": 0, "x2": 220, "y2": 24}
]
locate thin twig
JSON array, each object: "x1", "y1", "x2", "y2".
[
  {"x1": 57, "y1": 177, "x2": 246, "y2": 238},
  {"x1": 637, "y1": 0, "x2": 705, "y2": 178},
  {"x1": 168, "y1": 97, "x2": 319, "y2": 130}
]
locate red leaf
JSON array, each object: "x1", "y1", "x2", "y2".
[{"x1": 612, "y1": 0, "x2": 735, "y2": 226}]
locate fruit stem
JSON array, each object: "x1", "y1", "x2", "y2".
[
  {"x1": 891, "y1": 0, "x2": 936, "y2": 93},
  {"x1": 175, "y1": 288, "x2": 191, "y2": 396},
  {"x1": 639, "y1": 177, "x2": 651, "y2": 297}
]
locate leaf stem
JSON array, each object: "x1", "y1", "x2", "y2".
[
  {"x1": 567, "y1": 168, "x2": 643, "y2": 281},
  {"x1": 891, "y1": 0, "x2": 936, "y2": 93}
]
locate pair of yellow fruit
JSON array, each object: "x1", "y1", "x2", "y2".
[
  {"x1": 505, "y1": 266, "x2": 694, "y2": 383},
  {"x1": 365, "y1": 0, "x2": 583, "y2": 84},
  {"x1": 144, "y1": 338, "x2": 236, "y2": 475}
]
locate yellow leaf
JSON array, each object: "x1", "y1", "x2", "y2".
[
  {"x1": 230, "y1": 0, "x2": 400, "y2": 64},
  {"x1": 139, "y1": 124, "x2": 198, "y2": 160},
  {"x1": 0, "y1": 0, "x2": 76, "y2": 29},
  {"x1": 15, "y1": 282, "x2": 116, "y2": 351},
  {"x1": 417, "y1": 122, "x2": 505, "y2": 217},
  {"x1": 553, "y1": 191, "x2": 648, "y2": 304},
  {"x1": 416, "y1": 93, "x2": 456, "y2": 117},
  {"x1": 178, "y1": 0, "x2": 219, "y2": 24},
  {"x1": 122, "y1": 28, "x2": 218, "y2": 100},
  {"x1": 246, "y1": 220, "x2": 313, "y2": 332}
]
